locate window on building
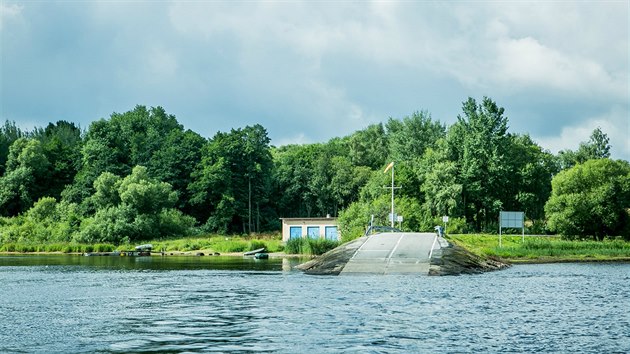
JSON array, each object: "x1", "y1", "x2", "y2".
[
  {"x1": 290, "y1": 226, "x2": 302, "y2": 239},
  {"x1": 325, "y1": 226, "x2": 338, "y2": 241},
  {"x1": 307, "y1": 226, "x2": 320, "y2": 239}
]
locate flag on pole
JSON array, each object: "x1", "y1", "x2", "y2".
[{"x1": 384, "y1": 161, "x2": 394, "y2": 173}]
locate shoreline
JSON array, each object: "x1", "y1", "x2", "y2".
[
  {"x1": 0, "y1": 250, "x2": 309, "y2": 258},
  {"x1": 504, "y1": 256, "x2": 630, "y2": 264}
]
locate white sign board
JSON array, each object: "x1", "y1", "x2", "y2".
[
  {"x1": 500, "y1": 211, "x2": 524, "y2": 228},
  {"x1": 499, "y1": 211, "x2": 525, "y2": 247},
  {"x1": 396, "y1": 215, "x2": 403, "y2": 222},
  {"x1": 442, "y1": 216, "x2": 449, "y2": 223}
]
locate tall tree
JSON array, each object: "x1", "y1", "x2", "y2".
[
  {"x1": 148, "y1": 129, "x2": 205, "y2": 214},
  {"x1": 448, "y1": 97, "x2": 510, "y2": 231},
  {"x1": 271, "y1": 144, "x2": 318, "y2": 218},
  {"x1": 0, "y1": 138, "x2": 50, "y2": 216},
  {"x1": 386, "y1": 110, "x2": 445, "y2": 162},
  {"x1": 0, "y1": 120, "x2": 24, "y2": 176},
  {"x1": 545, "y1": 159, "x2": 630, "y2": 240},
  {"x1": 557, "y1": 127, "x2": 611, "y2": 169},
  {"x1": 31, "y1": 121, "x2": 83, "y2": 200},
  {"x1": 189, "y1": 124, "x2": 273, "y2": 233},
  {"x1": 348, "y1": 123, "x2": 388, "y2": 169},
  {"x1": 503, "y1": 134, "x2": 556, "y2": 220},
  {"x1": 66, "y1": 105, "x2": 201, "y2": 213},
  {"x1": 420, "y1": 140, "x2": 463, "y2": 219}
]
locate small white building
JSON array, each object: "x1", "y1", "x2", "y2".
[{"x1": 280, "y1": 217, "x2": 339, "y2": 242}]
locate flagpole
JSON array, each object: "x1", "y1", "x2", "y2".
[
  {"x1": 390, "y1": 163, "x2": 394, "y2": 227},
  {"x1": 384, "y1": 162, "x2": 396, "y2": 228}
]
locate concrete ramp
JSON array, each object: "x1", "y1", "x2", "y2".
[{"x1": 340, "y1": 232, "x2": 439, "y2": 275}]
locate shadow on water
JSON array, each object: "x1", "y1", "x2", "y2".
[{"x1": 0, "y1": 254, "x2": 307, "y2": 271}]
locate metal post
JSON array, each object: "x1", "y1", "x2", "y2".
[
  {"x1": 391, "y1": 163, "x2": 395, "y2": 227},
  {"x1": 499, "y1": 214, "x2": 501, "y2": 248},
  {"x1": 383, "y1": 162, "x2": 400, "y2": 228}
]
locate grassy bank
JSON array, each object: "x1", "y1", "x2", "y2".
[
  {"x1": 0, "y1": 234, "x2": 285, "y2": 255},
  {"x1": 448, "y1": 234, "x2": 630, "y2": 263}
]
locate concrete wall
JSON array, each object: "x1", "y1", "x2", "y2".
[{"x1": 281, "y1": 217, "x2": 339, "y2": 242}]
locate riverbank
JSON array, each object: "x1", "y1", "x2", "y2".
[
  {"x1": 4, "y1": 234, "x2": 630, "y2": 264},
  {"x1": 0, "y1": 235, "x2": 285, "y2": 255},
  {"x1": 448, "y1": 234, "x2": 630, "y2": 263}
]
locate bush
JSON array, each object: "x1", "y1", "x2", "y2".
[
  {"x1": 444, "y1": 217, "x2": 468, "y2": 234},
  {"x1": 285, "y1": 238, "x2": 340, "y2": 255},
  {"x1": 545, "y1": 159, "x2": 630, "y2": 241}
]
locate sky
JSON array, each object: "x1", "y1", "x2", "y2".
[{"x1": 1, "y1": 1, "x2": 628, "y2": 160}]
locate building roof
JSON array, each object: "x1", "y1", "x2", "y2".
[{"x1": 280, "y1": 217, "x2": 338, "y2": 221}]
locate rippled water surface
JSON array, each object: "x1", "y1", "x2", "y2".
[{"x1": 1, "y1": 255, "x2": 628, "y2": 353}]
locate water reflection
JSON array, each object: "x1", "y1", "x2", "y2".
[{"x1": 0, "y1": 254, "x2": 307, "y2": 271}]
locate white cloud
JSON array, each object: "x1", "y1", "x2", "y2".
[
  {"x1": 491, "y1": 36, "x2": 626, "y2": 100},
  {"x1": 534, "y1": 105, "x2": 630, "y2": 160},
  {"x1": 0, "y1": 2, "x2": 23, "y2": 31},
  {"x1": 2, "y1": 0, "x2": 627, "y2": 160}
]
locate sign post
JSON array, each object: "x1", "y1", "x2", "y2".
[{"x1": 499, "y1": 211, "x2": 525, "y2": 247}]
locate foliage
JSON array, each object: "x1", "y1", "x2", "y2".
[
  {"x1": 31, "y1": 121, "x2": 83, "y2": 201},
  {"x1": 189, "y1": 124, "x2": 274, "y2": 233},
  {"x1": 448, "y1": 97, "x2": 510, "y2": 230},
  {"x1": 76, "y1": 166, "x2": 194, "y2": 244},
  {"x1": 0, "y1": 120, "x2": 24, "y2": 176},
  {"x1": 148, "y1": 236, "x2": 283, "y2": 253},
  {"x1": 557, "y1": 127, "x2": 611, "y2": 169},
  {"x1": 0, "y1": 100, "x2": 625, "y2": 246},
  {"x1": 545, "y1": 159, "x2": 630, "y2": 240},
  {"x1": 0, "y1": 138, "x2": 50, "y2": 216},
  {"x1": 0, "y1": 242, "x2": 115, "y2": 253},
  {"x1": 284, "y1": 237, "x2": 339, "y2": 255}
]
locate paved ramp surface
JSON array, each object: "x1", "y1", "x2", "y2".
[{"x1": 340, "y1": 232, "x2": 440, "y2": 275}]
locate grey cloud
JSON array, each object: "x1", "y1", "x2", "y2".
[{"x1": 1, "y1": 1, "x2": 627, "y2": 160}]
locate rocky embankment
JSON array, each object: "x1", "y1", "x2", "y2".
[
  {"x1": 296, "y1": 236, "x2": 368, "y2": 275},
  {"x1": 297, "y1": 235, "x2": 510, "y2": 276},
  {"x1": 428, "y1": 242, "x2": 510, "y2": 275}
]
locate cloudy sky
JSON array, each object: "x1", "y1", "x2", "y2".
[{"x1": 1, "y1": 1, "x2": 628, "y2": 160}]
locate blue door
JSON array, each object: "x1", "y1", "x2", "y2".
[
  {"x1": 325, "y1": 226, "x2": 338, "y2": 241},
  {"x1": 307, "y1": 226, "x2": 320, "y2": 239},
  {"x1": 290, "y1": 226, "x2": 302, "y2": 239}
]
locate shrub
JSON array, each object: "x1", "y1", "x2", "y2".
[{"x1": 285, "y1": 238, "x2": 339, "y2": 255}]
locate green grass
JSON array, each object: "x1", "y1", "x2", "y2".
[
  {"x1": 0, "y1": 233, "x2": 285, "y2": 254},
  {"x1": 117, "y1": 234, "x2": 284, "y2": 254},
  {"x1": 448, "y1": 234, "x2": 630, "y2": 262},
  {"x1": 284, "y1": 238, "x2": 340, "y2": 256},
  {"x1": 0, "y1": 242, "x2": 116, "y2": 253}
]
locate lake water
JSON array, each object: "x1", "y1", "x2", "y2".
[{"x1": 0, "y1": 255, "x2": 628, "y2": 353}]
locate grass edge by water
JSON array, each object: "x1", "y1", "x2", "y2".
[{"x1": 448, "y1": 234, "x2": 630, "y2": 264}]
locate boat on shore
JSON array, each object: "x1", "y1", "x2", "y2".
[{"x1": 243, "y1": 248, "x2": 266, "y2": 256}]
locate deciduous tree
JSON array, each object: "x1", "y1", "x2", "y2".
[{"x1": 545, "y1": 159, "x2": 630, "y2": 240}]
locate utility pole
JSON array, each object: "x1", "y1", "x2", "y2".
[
  {"x1": 248, "y1": 176, "x2": 252, "y2": 235},
  {"x1": 383, "y1": 162, "x2": 401, "y2": 227}
]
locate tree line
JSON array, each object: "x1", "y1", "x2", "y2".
[{"x1": 1, "y1": 98, "x2": 628, "y2": 244}]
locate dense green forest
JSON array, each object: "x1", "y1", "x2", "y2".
[{"x1": 1, "y1": 97, "x2": 629, "y2": 245}]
